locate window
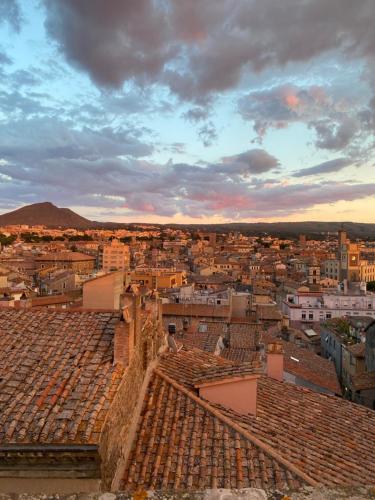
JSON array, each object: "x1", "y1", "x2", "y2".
[
  {"x1": 302, "y1": 313, "x2": 306, "y2": 319},
  {"x1": 309, "y1": 313, "x2": 314, "y2": 320}
]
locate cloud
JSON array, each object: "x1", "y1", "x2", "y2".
[
  {"x1": 0, "y1": 115, "x2": 373, "y2": 219},
  {"x1": 310, "y1": 117, "x2": 360, "y2": 150},
  {"x1": 0, "y1": 50, "x2": 12, "y2": 66},
  {"x1": 183, "y1": 106, "x2": 210, "y2": 123},
  {"x1": 219, "y1": 149, "x2": 280, "y2": 175},
  {"x1": 198, "y1": 122, "x2": 217, "y2": 147},
  {"x1": 238, "y1": 84, "x2": 330, "y2": 139},
  {"x1": 0, "y1": 117, "x2": 153, "y2": 164},
  {"x1": 0, "y1": 0, "x2": 22, "y2": 32},
  {"x1": 43, "y1": 0, "x2": 375, "y2": 101},
  {"x1": 293, "y1": 158, "x2": 353, "y2": 177}
]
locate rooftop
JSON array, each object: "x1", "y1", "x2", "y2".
[
  {"x1": 0, "y1": 309, "x2": 123, "y2": 444},
  {"x1": 153, "y1": 349, "x2": 375, "y2": 487}
]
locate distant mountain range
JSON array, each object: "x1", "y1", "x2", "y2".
[{"x1": 0, "y1": 202, "x2": 374, "y2": 239}]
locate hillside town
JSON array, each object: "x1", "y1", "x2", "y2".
[{"x1": 0, "y1": 215, "x2": 375, "y2": 494}]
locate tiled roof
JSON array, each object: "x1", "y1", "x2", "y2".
[
  {"x1": 121, "y1": 370, "x2": 307, "y2": 492},
  {"x1": 162, "y1": 303, "x2": 230, "y2": 318},
  {"x1": 158, "y1": 348, "x2": 236, "y2": 390},
  {"x1": 157, "y1": 347, "x2": 375, "y2": 486},
  {"x1": 256, "y1": 305, "x2": 282, "y2": 321},
  {"x1": 31, "y1": 294, "x2": 73, "y2": 307},
  {"x1": 262, "y1": 332, "x2": 341, "y2": 394},
  {"x1": 217, "y1": 377, "x2": 375, "y2": 486},
  {"x1": 162, "y1": 318, "x2": 261, "y2": 364},
  {"x1": 0, "y1": 309, "x2": 124, "y2": 444},
  {"x1": 35, "y1": 252, "x2": 95, "y2": 262}
]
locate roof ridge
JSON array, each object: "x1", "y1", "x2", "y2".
[{"x1": 154, "y1": 368, "x2": 318, "y2": 488}]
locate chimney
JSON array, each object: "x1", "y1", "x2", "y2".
[
  {"x1": 195, "y1": 375, "x2": 260, "y2": 416},
  {"x1": 114, "y1": 304, "x2": 133, "y2": 367},
  {"x1": 266, "y1": 342, "x2": 284, "y2": 382}
]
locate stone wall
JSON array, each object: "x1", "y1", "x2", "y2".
[
  {"x1": 1, "y1": 486, "x2": 375, "y2": 499},
  {"x1": 99, "y1": 296, "x2": 165, "y2": 490}
]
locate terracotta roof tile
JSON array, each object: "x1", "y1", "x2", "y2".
[
  {"x1": 217, "y1": 376, "x2": 375, "y2": 486},
  {"x1": 0, "y1": 309, "x2": 124, "y2": 444},
  {"x1": 162, "y1": 303, "x2": 230, "y2": 318},
  {"x1": 262, "y1": 332, "x2": 341, "y2": 394},
  {"x1": 35, "y1": 252, "x2": 95, "y2": 262},
  {"x1": 121, "y1": 371, "x2": 307, "y2": 492}
]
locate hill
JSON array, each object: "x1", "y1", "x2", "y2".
[
  {"x1": 168, "y1": 221, "x2": 375, "y2": 240},
  {"x1": 0, "y1": 202, "x2": 374, "y2": 239},
  {"x1": 0, "y1": 202, "x2": 94, "y2": 229}
]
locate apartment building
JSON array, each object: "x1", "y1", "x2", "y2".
[
  {"x1": 98, "y1": 239, "x2": 130, "y2": 273},
  {"x1": 283, "y1": 283, "x2": 375, "y2": 322}
]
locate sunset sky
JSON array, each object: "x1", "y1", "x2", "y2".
[{"x1": 0, "y1": 0, "x2": 374, "y2": 223}]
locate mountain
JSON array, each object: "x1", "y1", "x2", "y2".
[
  {"x1": 0, "y1": 202, "x2": 374, "y2": 239},
  {"x1": 0, "y1": 202, "x2": 94, "y2": 229}
]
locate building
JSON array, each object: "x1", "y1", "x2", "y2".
[
  {"x1": 38, "y1": 269, "x2": 76, "y2": 295},
  {"x1": 323, "y1": 258, "x2": 340, "y2": 281},
  {"x1": 0, "y1": 292, "x2": 164, "y2": 493},
  {"x1": 98, "y1": 239, "x2": 130, "y2": 273},
  {"x1": 352, "y1": 320, "x2": 375, "y2": 409},
  {"x1": 82, "y1": 271, "x2": 124, "y2": 310},
  {"x1": 35, "y1": 252, "x2": 95, "y2": 274},
  {"x1": 307, "y1": 257, "x2": 320, "y2": 285},
  {"x1": 320, "y1": 316, "x2": 372, "y2": 382},
  {"x1": 283, "y1": 284, "x2": 375, "y2": 322},
  {"x1": 130, "y1": 269, "x2": 184, "y2": 290},
  {"x1": 337, "y1": 231, "x2": 375, "y2": 283},
  {"x1": 1, "y1": 302, "x2": 375, "y2": 493},
  {"x1": 120, "y1": 346, "x2": 375, "y2": 490}
]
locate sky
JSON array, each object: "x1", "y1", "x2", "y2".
[{"x1": 0, "y1": 0, "x2": 374, "y2": 224}]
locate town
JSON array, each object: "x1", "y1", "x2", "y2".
[
  {"x1": 0, "y1": 204, "x2": 375, "y2": 495},
  {"x1": 1, "y1": 0, "x2": 375, "y2": 497}
]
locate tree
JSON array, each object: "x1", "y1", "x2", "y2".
[
  {"x1": 367, "y1": 281, "x2": 375, "y2": 292},
  {"x1": 0, "y1": 233, "x2": 16, "y2": 246}
]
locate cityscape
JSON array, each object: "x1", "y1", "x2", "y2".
[{"x1": 1, "y1": 1, "x2": 375, "y2": 499}]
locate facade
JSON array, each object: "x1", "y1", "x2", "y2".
[
  {"x1": 307, "y1": 259, "x2": 320, "y2": 285},
  {"x1": 82, "y1": 271, "x2": 124, "y2": 310},
  {"x1": 130, "y1": 269, "x2": 184, "y2": 289},
  {"x1": 38, "y1": 269, "x2": 76, "y2": 294},
  {"x1": 323, "y1": 259, "x2": 340, "y2": 281},
  {"x1": 35, "y1": 252, "x2": 95, "y2": 274},
  {"x1": 98, "y1": 239, "x2": 130, "y2": 273},
  {"x1": 320, "y1": 317, "x2": 371, "y2": 382},
  {"x1": 337, "y1": 231, "x2": 375, "y2": 283},
  {"x1": 283, "y1": 286, "x2": 375, "y2": 323},
  {"x1": 352, "y1": 321, "x2": 375, "y2": 409}
]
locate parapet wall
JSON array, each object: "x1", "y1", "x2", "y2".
[
  {"x1": 99, "y1": 295, "x2": 165, "y2": 490},
  {"x1": 1, "y1": 486, "x2": 375, "y2": 499}
]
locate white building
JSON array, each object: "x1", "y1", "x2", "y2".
[{"x1": 283, "y1": 283, "x2": 375, "y2": 322}]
